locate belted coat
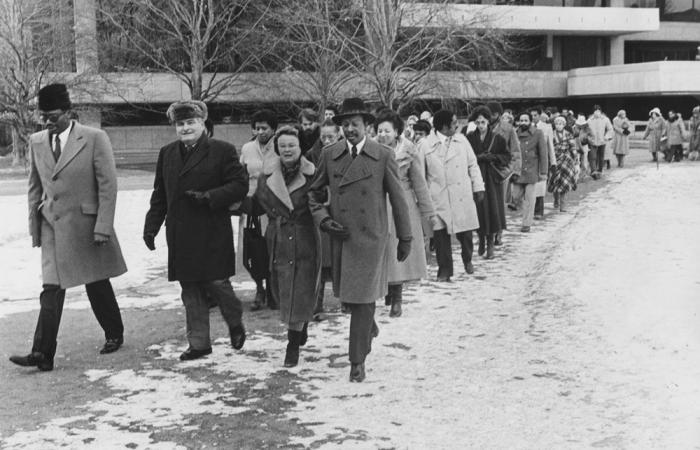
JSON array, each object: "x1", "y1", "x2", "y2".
[
  {"x1": 144, "y1": 135, "x2": 249, "y2": 282},
  {"x1": 308, "y1": 138, "x2": 412, "y2": 304},
  {"x1": 28, "y1": 122, "x2": 127, "y2": 289}
]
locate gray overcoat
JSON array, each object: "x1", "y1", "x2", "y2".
[
  {"x1": 28, "y1": 122, "x2": 127, "y2": 289},
  {"x1": 308, "y1": 139, "x2": 412, "y2": 304}
]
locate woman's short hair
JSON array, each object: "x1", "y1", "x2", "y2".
[
  {"x1": 375, "y1": 110, "x2": 404, "y2": 135},
  {"x1": 251, "y1": 109, "x2": 278, "y2": 130},
  {"x1": 553, "y1": 116, "x2": 567, "y2": 125},
  {"x1": 433, "y1": 109, "x2": 455, "y2": 133},
  {"x1": 413, "y1": 119, "x2": 432, "y2": 135},
  {"x1": 469, "y1": 105, "x2": 492, "y2": 123},
  {"x1": 273, "y1": 125, "x2": 300, "y2": 154}
]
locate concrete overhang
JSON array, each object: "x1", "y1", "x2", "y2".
[
  {"x1": 404, "y1": 2, "x2": 660, "y2": 35},
  {"x1": 567, "y1": 61, "x2": 700, "y2": 97}
]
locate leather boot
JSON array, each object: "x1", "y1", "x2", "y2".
[
  {"x1": 485, "y1": 234, "x2": 495, "y2": 260},
  {"x1": 300, "y1": 322, "x2": 308, "y2": 346},
  {"x1": 494, "y1": 232, "x2": 502, "y2": 246},
  {"x1": 477, "y1": 234, "x2": 485, "y2": 256},
  {"x1": 266, "y1": 281, "x2": 279, "y2": 310},
  {"x1": 552, "y1": 192, "x2": 559, "y2": 210},
  {"x1": 389, "y1": 284, "x2": 402, "y2": 318},
  {"x1": 313, "y1": 283, "x2": 325, "y2": 321},
  {"x1": 250, "y1": 285, "x2": 265, "y2": 311},
  {"x1": 384, "y1": 286, "x2": 393, "y2": 306},
  {"x1": 559, "y1": 193, "x2": 567, "y2": 212},
  {"x1": 284, "y1": 329, "x2": 302, "y2": 367}
]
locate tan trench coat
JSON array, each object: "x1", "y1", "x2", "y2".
[
  {"x1": 308, "y1": 138, "x2": 412, "y2": 304},
  {"x1": 28, "y1": 122, "x2": 127, "y2": 288},
  {"x1": 420, "y1": 132, "x2": 484, "y2": 235}
]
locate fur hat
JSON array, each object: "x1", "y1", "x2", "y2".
[
  {"x1": 574, "y1": 115, "x2": 587, "y2": 126},
  {"x1": 166, "y1": 100, "x2": 208, "y2": 123},
  {"x1": 332, "y1": 98, "x2": 375, "y2": 125},
  {"x1": 38, "y1": 84, "x2": 71, "y2": 111}
]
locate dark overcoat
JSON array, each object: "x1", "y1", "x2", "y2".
[
  {"x1": 467, "y1": 129, "x2": 511, "y2": 235},
  {"x1": 28, "y1": 122, "x2": 127, "y2": 288},
  {"x1": 144, "y1": 135, "x2": 248, "y2": 282},
  {"x1": 308, "y1": 138, "x2": 412, "y2": 304},
  {"x1": 254, "y1": 156, "x2": 320, "y2": 324}
]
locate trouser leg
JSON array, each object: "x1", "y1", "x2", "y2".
[
  {"x1": 432, "y1": 228, "x2": 453, "y2": 279},
  {"x1": 521, "y1": 183, "x2": 536, "y2": 227},
  {"x1": 31, "y1": 284, "x2": 66, "y2": 360},
  {"x1": 587, "y1": 147, "x2": 598, "y2": 174},
  {"x1": 202, "y1": 279, "x2": 243, "y2": 329},
  {"x1": 348, "y1": 302, "x2": 376, "y2": 364},
  {"x1": 597, "y1": 146, "x2": 606, "y2": 172},
  {"x1": 85, "y1": 279, "x2": 124, "y2": 340},
  {"x1": 510, "y1": 182, "x2": 524, "y2": 209},
  {"x1": 179, "y1": 281, "x2": 211, "y2": 350},
  {"x1": 455, "y1": 230, "x2": 473, "y2": 268},
  {"x1": 534, "y1": 196, "x2": 544, "y2": 217}
]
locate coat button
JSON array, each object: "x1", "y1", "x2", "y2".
[
  {"x1": 288, "y1": 235, "x2": 293, "y2": 240},
  {"x1": 288, "y1": 260, "x2": 293, "y2": 265}
]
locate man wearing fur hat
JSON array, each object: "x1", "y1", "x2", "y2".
[
  {"x1": 10, "y1": 84, "x2": 127, "y2": 372},
  {"x1": 143, "y1": 101, "x2": 249, "y2": 360}
]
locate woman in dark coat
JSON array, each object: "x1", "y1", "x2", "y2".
[
  {"x1": 466, "y1": 106, "x2": 511, "y2": 259},
  {"x1": 253, "y1": 126, "x2": 321, "y2": 367}
]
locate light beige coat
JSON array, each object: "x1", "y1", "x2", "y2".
[{"x1": 28, "y1": 122, "x2": 127, "y2": 288}]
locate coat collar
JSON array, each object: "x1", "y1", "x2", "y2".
[
  {"x1": 331, "y1": 138, "x2": 380, "y2": 161},
  {"x1": 34, "y1": 121, "x2": 87, "y2": 177},
  {"x1": 264, "y1": 156, "x2": 314, "y2": 212},
  {"x1": 423, "y1": 131, "x2": 466, "y2": 160},
  {"x1": 179, "y1": 134, "x2": 210, "y2": 176}
]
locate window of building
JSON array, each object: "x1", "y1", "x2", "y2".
[
  {"x1": 625, "y1": 40, "x2": 700, "y2": 62},
  {"x1": 559, "y1": 36, "x2": 610, "y2": 70}
]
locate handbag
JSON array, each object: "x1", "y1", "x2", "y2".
[
  {"x1": 485, "y1": 135, "x2": 512, "y2": 183},
  {"x1": 242, "y1": 214, "x2": 270, "y2": 281}
]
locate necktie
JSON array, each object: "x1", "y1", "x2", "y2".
[
  {"x1": 351, "y1": 145, "x2": 358, "y2": 159},
  {"x1": 53, "y1": 134, "x2": 61, "y2": 162}
]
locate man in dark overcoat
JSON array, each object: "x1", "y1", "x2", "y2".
[
  {"x1": 143, "y1": 101, "x2": 248, "y2": 361},
  {"x1": 308, "y1": 98, "x2": 412, "y2": 382},
  {"x1": 10, "y1": 84, "x2": 127, "y2": 372}
]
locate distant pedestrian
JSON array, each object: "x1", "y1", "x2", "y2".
[
  {"x1": 298, "y1": 108, "x2": 320, "y2": 154},
  {"x1": 547, "y1": 116, "x2": 578, "y2": 212},
  {"x1": 530, "y1": 107, "x2": 554, "y2": 220},
  {"x1": 412, "y1": 119, "x2": 432, "y2": 145},
  {"x1": 420, "y1": 109, "x2": 485, "y2": 280},
  {"x1": 612, "y1": 110, "x2": 632, "y2": 168},
  {"x1": 512, "y1": 112, "x2": 548, "y2": 233},
  {"x1": 375, "y1": 110, "x2": 436, "y2": 317},
  {"x1": 252, "y1": 126, "x2": 320, "y2": 367},
  {"x1": 308, "y1": 97, "x2": 412, "y2": 383},
  {"x1": 586, "y1": 105, "x2": 613, "y2": 179},
  {"x1": 466, "y1": 106, "x2": 510, "y2": 259},
  {"x1": 10, "y1": 84, "x2": 127, "y2": 372},
  {"x1": 665, "y1": 110, "x2": 687, "y2": 162},
  {"x1": 572, "y1": 115, "x2": 590, "y2": 180},
  {"x1": 688, "y1": 106, "x2": 700, "y2": 160},
  {"x1": 143, "y1": 100, "x2": 249, "y2": 361},
  {"x1": 643, "y1": 108, "x2": 665, "y2": 162}
]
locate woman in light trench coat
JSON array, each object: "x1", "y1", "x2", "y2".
[
  {"x1": 643, "y1": 108, "x2": 666, "y2": 162},
  {"x1": 375, "y1": 110, "x2": 436, "y2": 317}
]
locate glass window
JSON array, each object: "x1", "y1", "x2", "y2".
[{"x1": 625, "y1": 40, "x2": 700, "y2": 62}]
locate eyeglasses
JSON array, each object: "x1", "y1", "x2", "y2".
[{"x1": 38, "y1": 111, "x2": 65, "y2": 123}]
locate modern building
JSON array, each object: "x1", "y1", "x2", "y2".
[{"x1": 18, "y1": 0, "x2": 700, "y2": 165}]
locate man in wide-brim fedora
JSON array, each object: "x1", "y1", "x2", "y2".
[
  {"x1": 309, "y1": 97, "x2": 413, "y2": 382},
  {"x1": 9, "y1": 83, "x2": 128, "y2": 372}
]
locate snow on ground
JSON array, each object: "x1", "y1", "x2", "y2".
[{"x1": 1, "y1": 162, "x2": 700, "y2": 448}]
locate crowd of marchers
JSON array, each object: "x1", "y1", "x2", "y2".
[{"x1": 10, "y1": 84, "x2": 700, "y2": 384}]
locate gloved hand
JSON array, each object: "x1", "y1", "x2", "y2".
[
  {"x1": 473, "y1": 191, "x2": 485, "y2": 203},
  {"x1": 397, "y1": 238, "x2": 412, "y2": 262},
  {"x1": 320, "y1": 218, "x2": 350, "y2": 240},
  {"x1": 185, "y1": 190, "x2": 210, "y2": 205},
  {"x1": 143, "y1": 233, "x2": 156, "y2": 251}
]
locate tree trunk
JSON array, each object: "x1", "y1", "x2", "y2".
[{"x1": 11, "y1": 128, "x2": 28, "y2": 168}]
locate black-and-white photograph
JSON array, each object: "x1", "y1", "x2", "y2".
[{"x1": 0, "y1": 0, "x2": 699, "y2": 448}]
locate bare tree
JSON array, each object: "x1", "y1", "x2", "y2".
[
  {"x1": 264, "y1": 0, "x2": 363, "y2": 114},
  {"x1": 0, "y1": 0, "x2": 75, "y2": 167},
  {"x1": 351, "y1": 0, "x2": 515, "y2": 112},
  {"x1": 98, "y1": 0, "x2": 274, "y2": 102}
]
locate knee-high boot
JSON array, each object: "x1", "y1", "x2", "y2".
[
  {"x1": 485, "y1": 234, "x2": 495, "y2": 260},
  {"x1": 284, "y1": 329, "x2": 303, "y2": 367}
]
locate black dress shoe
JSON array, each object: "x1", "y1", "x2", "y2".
[
  {"x1": 9, "y1": 352, "x2": 53, "y2": 371},
  {"x1": 465, "y1": 262, "x2": 475, "y2": 274},
  {"x1": 179, "y1": 347, "x2": 212, "y2": 361},
  {"x1": 230, "y1": 324, "x2": 246, "y2": 350},
  {"x1": 494, "y1": 234, "x2": 503, "y2": 246},
  {"x1": 349, "y1": 362, "x2": 365, "y2": 382},
  {"x1": 100, "y1": 337, "x2": 123, "y2": 354}
]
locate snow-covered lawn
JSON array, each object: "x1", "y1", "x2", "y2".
[{"x1": 1, "y1": 162, "x2": 699, "y2": 448}]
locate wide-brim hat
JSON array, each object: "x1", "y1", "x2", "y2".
[
  {"x1": 574, "y1": 115, "x2": 587, "y2": 126},
  {"x1": 332, "y1": 97, "x2": 375, "y2": 125},
  {"x1": 38, "y1": 83, "x2": 71, "y2": 111},
  {"x1": 649, "y1": 107, "x2": 661, "y2": 117}
]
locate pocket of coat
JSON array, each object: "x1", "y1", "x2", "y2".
[{"x1": 81, "y1": 203, "x2": 98, "y2": 215}]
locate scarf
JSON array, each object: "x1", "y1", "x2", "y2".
[{"x1": 281, "y1": 159, "x2": 301, "y2": 185}]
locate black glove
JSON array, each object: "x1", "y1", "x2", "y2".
[
  {"x1": 143, "y1": 233, "x2": 156, "y2": 251},
  {"x1": 397, "y1": 238, "x2": 411, "y2": 262},
  {"x1": 185, "y1": 190, "x2": 210, "y2": 205},
  {"x1": 320, "y1": 218, "x2": 350, "y2": 240},
  {"x1": 473, "y1": 191, "x2": 485, "y2": 203},
  {"x1": 510, "y1": 174, "x2": 519, "y2": 183}
]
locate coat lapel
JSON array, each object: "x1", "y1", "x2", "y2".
[
  {"x1": 33, "y1": 131, "x2": 56, "y2": 175},
  {"x1": 179, "y1": 135, "x2": 210, "y2": 176},
  {"x1": 338, "y1": 140, "x2": 378, "y2": 187},
  {"x1": 53, "y1": 122, "x2": 86, "y2": 176},
  {"x1": 263, "y1": 156, "x2": 315, "y2": 212}
]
